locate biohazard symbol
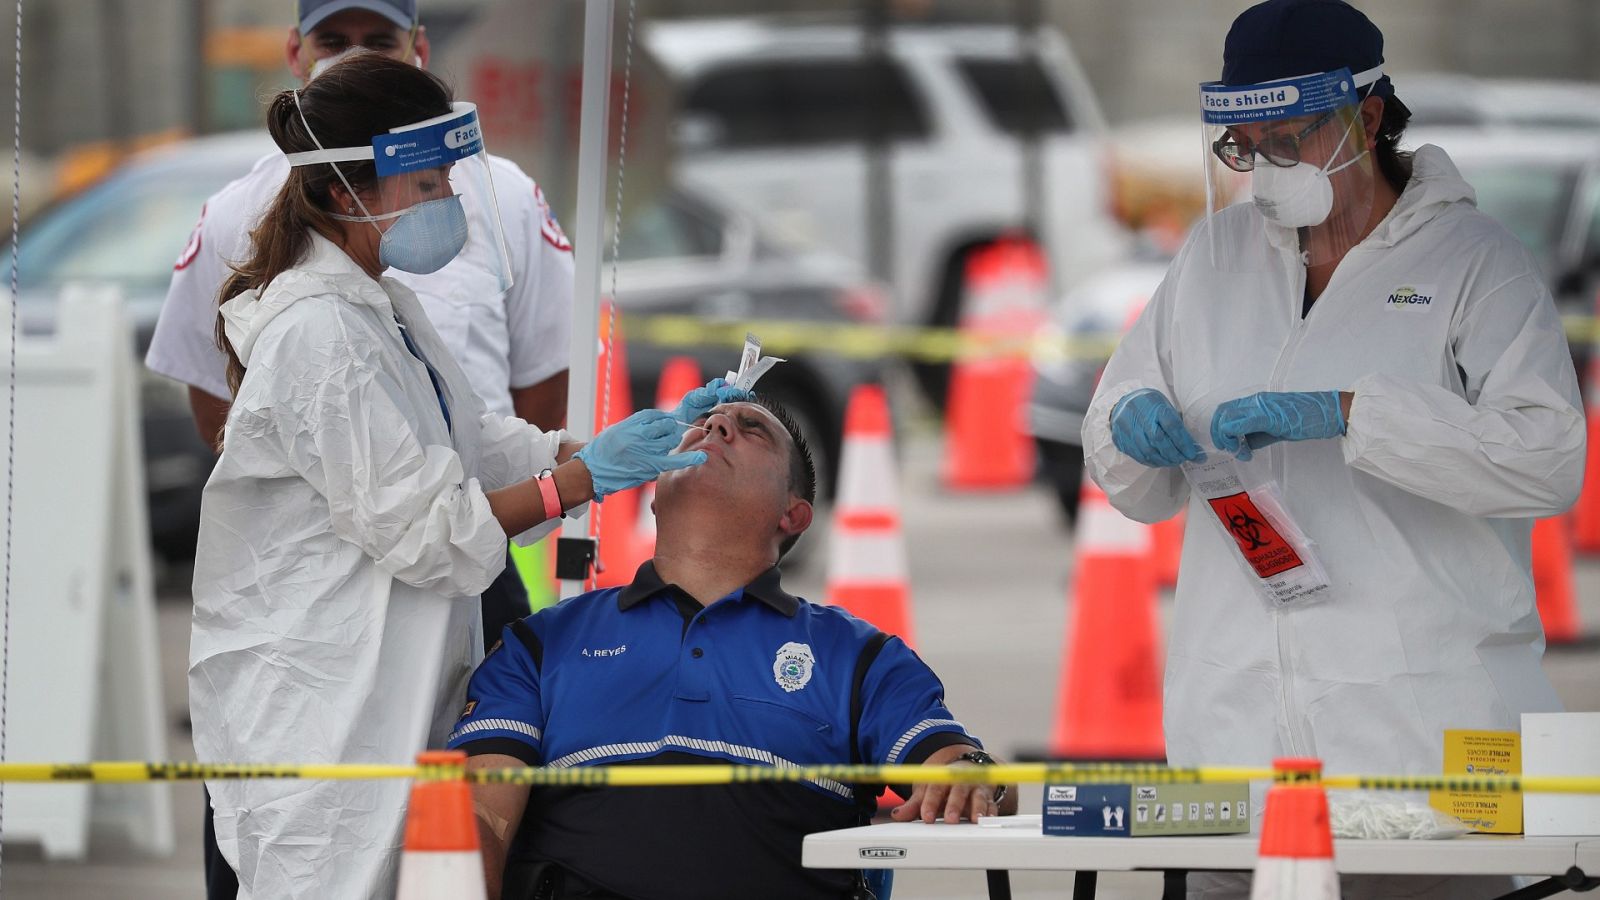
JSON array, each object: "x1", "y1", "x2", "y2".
[
  {"x1": 1224, "y1": 504, "x2": 1271, "y2": 551},
  {"x1": 1206, "y1": 491, "x2": 1304, "y2": 578}
]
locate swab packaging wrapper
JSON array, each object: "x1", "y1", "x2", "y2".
[
  {"x1": 725, "y1": 332, "x2": 784, "y2": 392},
  {"x1": 1181, "y1": 455, "x2": 1330, "y2": 607}
]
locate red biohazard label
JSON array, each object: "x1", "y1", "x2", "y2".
[
  {"x1": 174, "y1": 204, "x2": 206, "y2": 271},
  {"x1": 1206, "y1": 491, "x2": 1304, "y2": 578}
]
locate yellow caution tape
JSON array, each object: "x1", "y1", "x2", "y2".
[
  {"x1": 620, "y1": 315, "x2": 1600, "y2": 364},
  {"x1": 1329, "y1": 774, "x2": 1600, "y2": 796},
  {"x1": 466, "y1": 763, "x2": 1271, "y2": 788},
  {"x1": 624, "y1": 316, "x2": 1113, "y2": 365},
  {"x1": 0, "y1": 762, "x2": 419, "y2": 783},
  {"x1": 4, "y1": 761, "x2": 1599, "y2": 795}
]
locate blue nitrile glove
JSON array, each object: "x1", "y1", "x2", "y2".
[
  {"x1": 1210, "y1": 390, "x2": 1345, "y2": 461},
  {"x1": 576, "y1": 408, "x2": 708, "y2": 500},
  {"x1": 1109, "y1": 388, "x2": 1206, "y2": 468},
  {"x1": 672, "y1": 377, "x2": 750, "y2": 424}
]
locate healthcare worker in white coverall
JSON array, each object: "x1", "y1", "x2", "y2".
[
  {"x1": 1082, "y1": 2, "x2": 1586, "y2": 898},
  {"x1": 151, "y1": 8, "x2": 572, "y2": 893},
  {"x1": 190, "y1": 53, "x2": 740, "y2": 899}
]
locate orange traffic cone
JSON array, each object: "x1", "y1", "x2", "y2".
[
  {"x1": 396, "y1": 751, "x2": 487, "y2": 900},
  {"x1": 1049, "y1": 473, "x2": 1164, "y2": 760},
  {"x1": 827, "y1": 384, "x2": 916, "y2": 646},
  {"x1": 1150, "y1": 510, "x2": 1184, "y2": 589},
  {"x1": 1251, "y1": 758, "x2": 1339, "y2": 900},
  {"x1": 633, "y1": 357, "x2": 705, "y2": 558},
  {"x1": 941, "y1": 237, "x2": 1046, "y2": 491},
  {"x1": 1532, "y1": 515, "x2": 1581, "y2": 644},
  {"x1": 592, "y1": 304, "x2": 641, "y2": 588},
  {"x1": 1574, "y1": 352, "x2": 1600, "y2": 554}
]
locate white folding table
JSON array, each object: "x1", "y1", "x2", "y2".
[{"x1": 803, "y1": 815, "x2": 1600, "y2": 899}]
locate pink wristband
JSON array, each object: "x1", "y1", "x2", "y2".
[{"x1": 536, "y1": 470, "x2": 564, "y2": 522}]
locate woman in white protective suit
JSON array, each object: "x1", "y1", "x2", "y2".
[
  {"x1": 190, "y1": 53, "x2": 742, "y2": 898},
  {"x1": 1082, "y1": 2, "x2": 1586, "y2": 898}
]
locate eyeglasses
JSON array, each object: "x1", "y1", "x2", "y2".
[{"x1": 1211, "y1": 110, "x2": 1338, "y2": 173}]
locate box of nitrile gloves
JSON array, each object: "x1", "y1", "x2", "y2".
[{"x1": 1042, "y1": 783, "x2": 1251, "y2": 836}]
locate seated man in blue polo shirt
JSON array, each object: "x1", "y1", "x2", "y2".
[{"x1": 448, "y1": 393, "x2": 1017, "y2": 900}]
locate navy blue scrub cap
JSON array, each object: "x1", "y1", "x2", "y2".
[{"x1": 1222, "y1": 0, "x2": 1394, "y2": 98}]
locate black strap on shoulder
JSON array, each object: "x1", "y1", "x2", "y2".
[
  {"x1": 509, "y1": 618, "x2": 543, "y2": 671},
  {"x1": 849, "y1": 631, "x2": 892, "y2": 823}
]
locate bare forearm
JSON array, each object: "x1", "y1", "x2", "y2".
[
  {"x1": 511, "y1": 370, "x2": 569, "y2": 431},
  {"x1": 466, "y1": 756, "x2": 531, "y2": 900},
  {"x1": 188, "y1": 386, "x2": 231, "y2": 453},
  {"x1": 485, "y1": 458, "x2": 593, "y2": 536},
  {"x1": 477, "y1": 817, "x2": 508, "y2": 900}
]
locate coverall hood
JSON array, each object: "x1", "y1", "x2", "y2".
[{"x1": 219, "y1": 233, "x2": 395, "y2": 367}]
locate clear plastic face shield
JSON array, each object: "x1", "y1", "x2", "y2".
[
  {"x1": 1200, "y1": 66, "x2": 1380, "y2": 270},
  {"x1": 285, "y1": 100, "x2": 513, "y2": 289}
]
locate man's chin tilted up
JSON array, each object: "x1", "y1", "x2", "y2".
[{"x1": 447, "y1": 394, "x2": 1018, "y2": 900}]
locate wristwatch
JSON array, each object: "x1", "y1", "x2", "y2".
[{"x1": 956, "y1": 749, "x2": 1007, "y2": 806}]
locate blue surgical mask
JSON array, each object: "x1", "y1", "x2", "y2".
[
  {"x1": 378, "y1": 196, "x2": 468, "y2": 274},
  {"x1": 330, "y1": 195, "x2": 469, "y2": 274}
]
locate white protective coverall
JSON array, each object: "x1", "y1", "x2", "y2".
[
  {"x1": 190, "y1": 233, "x2": 565, "y2": 899},
  {"x1": 1085, "y1": 146, "x2": 1585, "y2": 898}
]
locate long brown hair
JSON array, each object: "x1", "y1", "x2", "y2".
[{"x1": 216, "y1": 52, "x2": 454, "y2": 395}]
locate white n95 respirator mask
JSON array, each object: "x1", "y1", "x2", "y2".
[
  {"x1": 308, "y1": 48, "x2": 359, "y2": 81},
  {"x1": 308, "y1": 45, "x2": 422, "y2": 81},
  {"x1": 1250, "y1": 108, "x2": 1368, "y2": 229}
]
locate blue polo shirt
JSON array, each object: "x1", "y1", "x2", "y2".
[{"x1": 447, "y1": 562, "x2": 979, "y2": 900}]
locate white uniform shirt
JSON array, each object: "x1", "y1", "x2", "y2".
[
  {"x1": 1084, "y1": 145, "x2": 1585, "y2": 781},
  {"x1": 146, "y1": 151, "x2": 574, "y2": 417},
  {"x1": 192, "y1": 233, "x2": 567, "y2": 899}
]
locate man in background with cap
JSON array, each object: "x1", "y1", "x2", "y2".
[
  {"x1": 145, "y1": 3, "x2": 575, "y2": 897},
  {"x1": 1083, "y1": 2, "x2": 1584, "y2": 897}
]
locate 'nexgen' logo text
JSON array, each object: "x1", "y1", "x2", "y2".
[{"x1": 1385, "y1": 286, "x2": 1434, "y2": 308}]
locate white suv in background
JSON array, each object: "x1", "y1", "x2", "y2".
[{"x1": 645, "y1": 18, "x2": 1125, "y2": 402}]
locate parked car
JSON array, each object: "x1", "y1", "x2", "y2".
[
  {"x1": 1029, "y1": 126, "x2": 1600, "y2": 524},
  {"x1": 2, "y1": 130, "x2": 278, "y2": 561},
  {"x1": 645, "y1": 16, "x2": 1125, "y2": 404},
  {"x1": 1408, "y1": 126, "x2": 1600, "y2": 378},
  {"x1": 3, "y1": 131, "x2": 883, "y2": 562},
  {"x1": 1401, "y1": 75, "x2": 1600, "y2": 132}
]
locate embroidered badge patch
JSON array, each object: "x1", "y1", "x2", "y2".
[
  {"x1": 536, "y1": 185, "x2": 572, "y2": 252},
  {"x1": 773, "y1": 641, "x2": 816, "y2": 693}
]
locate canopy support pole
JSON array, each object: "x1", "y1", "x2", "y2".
[{"x1": 558, "y1": 0, "x2": 615, "y2": 598}]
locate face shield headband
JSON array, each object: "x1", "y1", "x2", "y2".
[
  {"x1": 1201, "y1": 64, "x2": 1382, "y2": 163},
  {"x1": 285, "y1": 98, "x2": 488, "y2": 276}
]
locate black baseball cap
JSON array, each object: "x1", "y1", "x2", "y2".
[
  {"x1": 298, "y1": 0, "x2": 417, "y2": 34},
  {"x1": 1222, "y1": 0, "x2": 1393, "y2": 98}
]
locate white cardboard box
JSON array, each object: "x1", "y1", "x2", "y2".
[{"x1": 1522, "y1": 712, "x2": 1600, "y2": 836}]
